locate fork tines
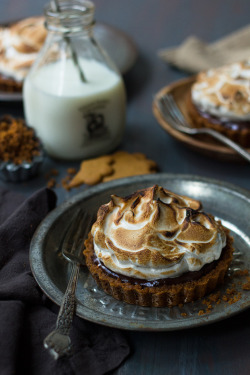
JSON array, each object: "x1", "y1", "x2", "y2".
[{"x1": 62, "y1": 209, "x2": 94, "y2": 264}]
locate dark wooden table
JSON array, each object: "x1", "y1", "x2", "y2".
[{"x1": 0, "y1": 1, "x2": 249, "y2": 374}]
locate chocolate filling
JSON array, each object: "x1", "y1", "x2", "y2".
[
  {"x1": 91, "y1": 248, "x2": 226, "y2": 288},
  {"x1": 195, "y1": 104, "x2": 250, "y2": 131},
  {"x1": 0, "y1": 73, "x2": 23, "y2": 92}
]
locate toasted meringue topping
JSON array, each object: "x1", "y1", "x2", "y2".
[
  {"x1": 91, "y1": 186, "x2": 226, "y2": 280},
  {"x1": 0, "y1": 17, "x2": 47, "y2": 82},
  {"x1": 191, "y1": 60, "x2": 250, "y2": 121}
]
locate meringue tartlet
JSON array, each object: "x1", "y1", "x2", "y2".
[
  {"x1": 188, "y1": 60, "x2": 250, "y2": 147},
  {"x1": 0, "y1": 17, "x2": 46, "y2": 92},
  {"x1": 84, "y1": 185, "x2": 234, "y2": 307}
]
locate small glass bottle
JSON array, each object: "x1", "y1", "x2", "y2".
[{"x1": 23, "y1": 0, "x2": 126, "y2": 160}]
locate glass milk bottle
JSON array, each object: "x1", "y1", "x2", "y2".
[{"x1": 23, "y1": 0, "x2": 126, "y2": 160}]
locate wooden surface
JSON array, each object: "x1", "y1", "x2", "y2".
[{"x1": 0, "y1": 1, "x2": 249, "y2": 374}]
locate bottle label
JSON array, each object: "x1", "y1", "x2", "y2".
[{"x1": 79, "y1": 100, "x2": 110, "y2": 144}]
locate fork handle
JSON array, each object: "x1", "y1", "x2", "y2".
[
  {"x1": 44, "y1": 262, "x2": 80, "y2": 358},
  {"x1": 201, "y1": 128, "x2": 250, "y2": 162},
  {"x1": 56, "y1": 262, "x2": 80, "y2": 334}
]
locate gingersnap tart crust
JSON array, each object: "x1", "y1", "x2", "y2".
[{"x1": 84, "y1": 230, "x2": 234, "y2": 308}]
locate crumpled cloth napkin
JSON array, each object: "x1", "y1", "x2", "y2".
[
  {"x1": 0, "y1": 188, "x2": 129, "y2": 375},
  {"x1": 158, "y1": 24, "x2": 250, "y2": 73}
]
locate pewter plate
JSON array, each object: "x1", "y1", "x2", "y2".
[{"x1": 30, "y1": 174, "x2": 250, "y2": 331}]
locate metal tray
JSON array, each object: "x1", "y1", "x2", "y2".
[{"x1": 30, "y1": 174, "x2": 250, "y2": 331}]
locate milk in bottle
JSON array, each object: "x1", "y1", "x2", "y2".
[{"x1": 23, "y1": 0, "x2": 126, "y2": 160}]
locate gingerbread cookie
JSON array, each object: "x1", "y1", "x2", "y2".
[
  {"x1": 103, "y1": 151, "x2": 157, "y2": 182},
  {"x1": 69, "y1": 155, "x2": 113, "y2": 187},
  {"x1": 69, "y1": 151, "x2": 158, "y2": 187}
]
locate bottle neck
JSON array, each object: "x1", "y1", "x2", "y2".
[{"x1": 44, "y1": 0, "x2": 95, "y2": 36}]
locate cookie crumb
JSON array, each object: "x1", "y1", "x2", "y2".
[
  {"x1": 227, "y1": 292, "x2": 242, "y2": 305},
  {"x1": 47, "y1": 178, "x2": 56, "y2": 188},
  {"x1": 198, "y1": 310, "x2": 205, "y2": 316},
  {"x1": 242, "y1": 281, "x2": 250, "y2": 291},
  {"x1": 181, "y1": 312, "x2": 187, "y2": 317},
  {"x1": 67, "y1": 168, "x2": 77, "y2": 175},
  {"x1": 234, "y1": 269, "x2": 249, "y2": 277},
  {"x1": 226, "y1": 288, "x2": 235, "y2": 295},
  {"x1": 208, "y1": 291, "x2": 221, "y2": 302},
  {"x1": 61, "y1": 175, "x2": 72, "y2": 191},
  {"x1": 45, "y1": 168, "x2": 59, "y2": 180},
  {"x1": 195, "y1": 269, "x2": 249, "y2": 316}
]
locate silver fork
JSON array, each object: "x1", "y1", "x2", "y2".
[
  {"x1": 157, "y1": 93, "x2": 250, "y2": 163},
  {"x1": 44, "y1": 209, "x2": 93, "y2": 360}
]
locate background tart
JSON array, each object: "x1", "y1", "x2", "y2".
[
  {"x1": 0, "y1": 17, "x2": 46, "y2": 92},
  {"x1": 187, "y1": 60, "x2": 250, "y2": 147},
  {"x1": 187, "y1": 92, "x2": 250, "y2": 147}
]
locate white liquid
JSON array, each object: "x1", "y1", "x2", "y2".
[{"x1": 23, "y1": 58, "x2": 126, "y2": 159}]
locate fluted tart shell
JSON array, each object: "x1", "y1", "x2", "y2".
[{"x1": 83, "y1": 228, "x2": 234, "y2": 308}]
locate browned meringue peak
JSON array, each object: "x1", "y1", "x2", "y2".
[
  {"x1": 91, "y1": 186, "x2": 226, "y2": 280},
  {"x1": 0, "y1": 17, "x2": 47, "y2": 81},
  {"x1": 10, "y1": 17, "x2": 47, "y2": 54},
  {"x1": 191, "y1": 59, "x2": 250, "y2": 120}
]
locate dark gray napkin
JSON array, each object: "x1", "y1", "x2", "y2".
[{"x1": 0, "y1": 188, "x2": 130, "y2": 375}]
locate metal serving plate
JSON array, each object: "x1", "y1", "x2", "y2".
[{"x1": 30, "y1": 174, "x2": 250, "y2": 331}]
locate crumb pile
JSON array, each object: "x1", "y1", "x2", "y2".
[
  {"x1": 235, "y1": 269, "x2": 250, "y2": 291},
  {"x1": 0, "y1": 115, "x2": 40, "y2": 164},
  {"x1": 177, "y1": 269, "x2": 249, "y2": 317},
  {"x1": 198, "y1": 288, "x2": 242, "y2": 316},
  {"x1": 45, "y1": 168, "x2": 77, "y2": 190}
]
